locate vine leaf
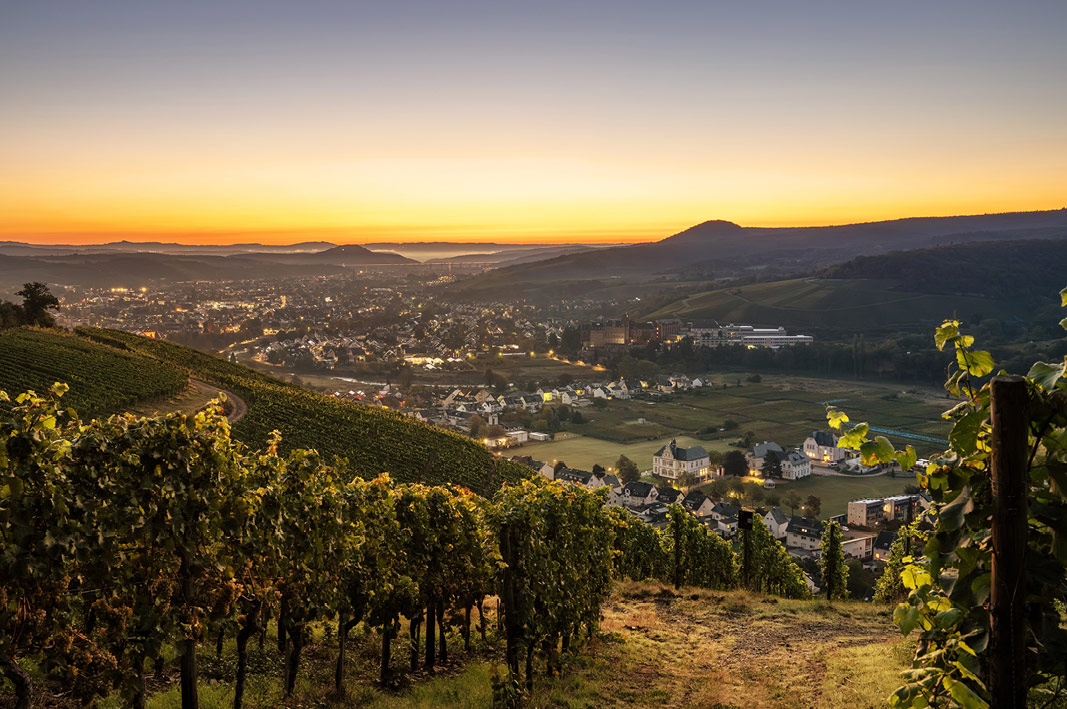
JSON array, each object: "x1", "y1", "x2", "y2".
[
  {"x1": 949, "y1": 412, "x2": 983, "y2": 454},
  {"x1": 956, "y1": 349, "x2": 994, "y2": 378},
  {"x1": 940, "y1": 485, "x2": 973, "y2": 532},
  {"x1": 943, "y1": 676, "x2": 989, "y2": 709},
  {"x1": 1027, "y1": 360, "x2": 1066, "y2": 390}
]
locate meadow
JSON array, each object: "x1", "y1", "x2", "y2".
[
  {"x1": 573, "y1": 374, "x2": 952, "y2": 457},
  {"x1": 519, "y1": 434, "x2": 734, "y2": 473}
]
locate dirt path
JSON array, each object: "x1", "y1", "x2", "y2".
[
  {"x1": 530, "y1": 583, "x2": 906, "y2": 709},
  {"x1": 190, "y1": 380, "x2": 248, "y2": 424}
]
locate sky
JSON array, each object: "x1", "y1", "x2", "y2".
[{"x1": 1, "y1": 0, "x2": 1065, "y2": 245}]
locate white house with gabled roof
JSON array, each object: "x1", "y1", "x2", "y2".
[{"x1": 652, "y1": 439, "x2": 711, "y2": 483}]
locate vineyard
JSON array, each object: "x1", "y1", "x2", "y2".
[
  {"x1": 0, "y1": 386, "x2": 812, "y2": 708},
  {"x1": 74, "y1": 327, "x2": 530, "y2": 492},
  {"x1": 0, "y1": 328, "x2": 187, "y2": 417}
]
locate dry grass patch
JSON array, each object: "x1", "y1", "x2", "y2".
[{"x1": 529, "y1": 581, "x2": 905, "y2": 709}]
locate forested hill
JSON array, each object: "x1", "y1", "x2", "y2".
[
  {"x1": 820, "y1": 238, "x2": 1067, "y2": 304},
  {"x1": 448, "y1": 208, "x2": 1067, "y2": 300},
  {"x1": 0, "y1": 326, "x2": 527, "y2": 492}
]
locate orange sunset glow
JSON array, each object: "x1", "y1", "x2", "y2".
[{"x1": 2, "y1": 2, "x2": 1065, "y2": 245}]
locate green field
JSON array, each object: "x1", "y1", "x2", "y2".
[
  {"x1": 573, "y1": 375, "x2": 952, "y2": 457},
  {"x1": 518, "y1": 433, "x2": 734, "y2": 472},
  {"x1": 775, "y1": 474, "x2": 914, "y2": 520},
  {"x1": 644, "y1": 277, "x2": 1023, "y2": 334}
]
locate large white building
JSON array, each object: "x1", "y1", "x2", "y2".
[
  {"x1": 781, "y1": 450, "x2": 812, "y2": 480},
  {"x1": 803, "y1": 431, "x2": 852, "y2": 464},
  {"x1": 653, "y1": 439, "x2": 711, "y2": 483},
  {"x1": 684, "y1": 320, "x2": 813, "y2": 348}
]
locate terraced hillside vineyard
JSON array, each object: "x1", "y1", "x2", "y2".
[{"x1": 0, "y1": 327, "x2": 187, "y2": 416}]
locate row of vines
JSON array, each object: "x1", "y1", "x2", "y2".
[
  {"x1": 0, "y1": 328, "x2": 186, "y2": 416},
  {"x1": 1, "y1": 384, "x2": 809, "y2": 708}
]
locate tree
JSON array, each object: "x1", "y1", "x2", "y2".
[
  {"x1": 803, "y1": 495, "x2": 821, "y2": 518},
  {"x1": 873, "y1": 526, "x2": 912, "y2": 603},
  {"x1": 783, "y1": 490, "x2": 802, "y2": 515},
  {"x1": 16, "y1": 282, "x2": 59, "y2": 327},
  {"x1": 762, "y1": 449, "x2": 782, "y2": 479},
  {"x1": 592, "y1": 464, "x2": 605, "y2": 476},
  {"x1": 723, "y1": 450, "x2": 748, "y2": 477},
  {"x1": 468, "y1": 414, "x2": 487, "y2": 440},
  {"x1": 615, "y1": 455, "x2": 640, "y2": 484},
  {"x1": 819, "y1": 521, "x2": 849, "y2": 601},
  {"x1": 571, "y1": 411, "x2": 584, "y2": 424},
  {"x1": 0, "y1": 301, "x2": 22, "y2": 330},
  {"x1": 765, "y1": 493, "x2": 781, "y2": 507}
]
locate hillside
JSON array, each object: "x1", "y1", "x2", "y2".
[
  {"x1": 450, "y1": 209, "x2": 1067, "y2": 299},
  {"x1": 0, "y1": 245, "x2": 415, "y2": 289},
  {"x1": 0, "y1": 326, "x2": 526, "y2": 491},
  {"x1": 0, "y1": 327, "x2": 187, "y2": 416},
  {"x1": 643, "y1": 238, "x2": 1067, "y2": 336},
  {"x1": 0, "y1": 252, "x2": 348, "y2": 289}
]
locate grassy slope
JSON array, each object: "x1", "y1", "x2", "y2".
[
  {"x1": 95, "y1": 583, "x2": 908, "y2": 709},
  {"x1": 0, "y1": 327, "x2": 187, "y2": 416}
]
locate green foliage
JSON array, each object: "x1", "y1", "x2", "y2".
[
  {"x1": 667, "y1": 505, "x2": 738, "y2": 590},
  {"x1": 615, "y1": 454, "x2": 640, "y2": 483},
  {"x1": 829, "y1": 308, "x2": 1067, "y2": 708},
  {"x1": 874, "y1": 525, "x2": 915, "y2": 604},
  {"x1": 493, "y1": 477, "x2": 614, "y2": 690},
  {"x1": 723, "y1": 449, "x2": 748, "y2": 477},
  {"x1": 14, "y1": 282, "x2": 59, "y2": 328},
  {"x1": 819, "y1": 521, "x2": 849, "y2": 601},
  {"x1": 608, "y1": 507, "x2": 670, "y2": 581},
  {"x1": 762, "y1": 449, "x2": 783, "y2": 478},
  {"x1": 744, "y1": 516, "x2": 812, "y2": 598},
  {"x1": 609, "y1": 505, "x2": 808, "y2": 599}
]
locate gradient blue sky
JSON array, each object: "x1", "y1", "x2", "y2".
[{"x1": 2, "y1": 0, "x2": 1065, "y2": 243}]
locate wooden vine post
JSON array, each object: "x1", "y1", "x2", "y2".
[{"x1": 989, "y1": 375, "x2": 1028, "y2": 709}]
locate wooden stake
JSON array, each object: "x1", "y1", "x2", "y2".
[{"x1": 989, "y1": 375, "x2": 1028, "y2": 708}]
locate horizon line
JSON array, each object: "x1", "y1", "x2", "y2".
[{"x1": 3, "y1": 205, "x2": 1064, "y2": 247}]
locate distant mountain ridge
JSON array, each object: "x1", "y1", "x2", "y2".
[{"x1": 450, "y1": 208, "x2": 1067, "y2": 298}]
